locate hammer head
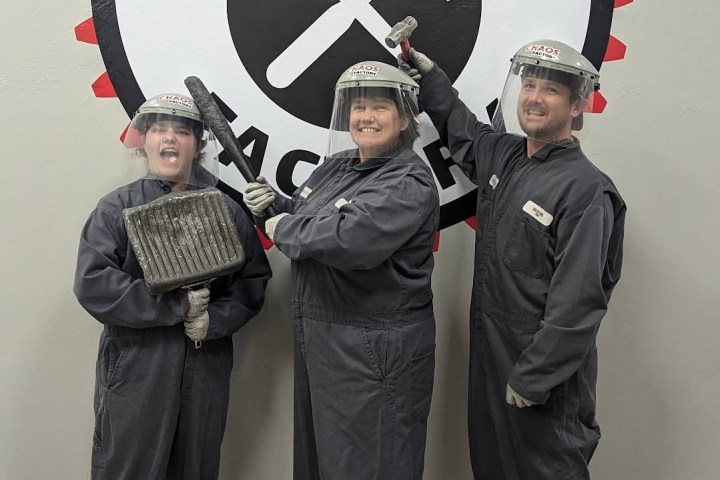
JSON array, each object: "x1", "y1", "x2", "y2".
[{"x1": 385, "y1": 16, "x2": 418, "y2": 48}]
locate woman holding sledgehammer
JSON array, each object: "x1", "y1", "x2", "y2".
[{"x1": 244, "y1": 61, "x2": 439, "y2": 480}]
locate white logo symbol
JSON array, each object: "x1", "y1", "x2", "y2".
[{"x1": 267, "y1": 0, "x2": 398, "y2": 88}]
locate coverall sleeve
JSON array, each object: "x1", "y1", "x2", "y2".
[
  {"x1": 508, "y1": 195, "x2": 622, "y2": 404},
  {"x1": 271, "y1": 192, "x2": 296, "y2": 214},
  {"x1": 272, "y1": 166, "x2": 437, "y2": 271},
  {"x1": 420, "y1": 66, "x2": 505, "y2": 186},
  {"x1": 73, "y1": 205, "x2": 187, "y2": 328},
  {"x1": 252, "y1": 181, "x2": 303, "y2": 231},
  {"x1": 205, "y1": 207, "x2": 271, "y2": 340}
]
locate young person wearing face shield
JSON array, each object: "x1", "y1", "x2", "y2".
[
  {"x1": 398, "y1": 41, "x2": 626, "y2": 479},
  {"x1": 73, "y1": 94, "x2": 271, "y2": 480},
  {"x1": 243, "y1": 62, "x2": 439, "y2": 480}
]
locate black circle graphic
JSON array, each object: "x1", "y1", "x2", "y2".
[
  {"x1": 91, "y1": 0, "x2": 615, "y2": 230},
  {"x1": 229, "y1": 0, "x2": 482, "y2": 128}
]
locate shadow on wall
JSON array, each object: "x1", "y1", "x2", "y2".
[
  {"x1": 7, "y1": 294, "x2": 101, "y2": 477},
  {"x1": 423, "y1": 224, "x2": 474, "y2": 479},
  {"x1": 591, "y1": 229, "x2": 676, "y2": 479},
  {"x1": 220, "y1": 253, "x2": 295, "y2": 479},
  {"x1": 425, "y1": 305, "x2": 472, "y2": 479}
]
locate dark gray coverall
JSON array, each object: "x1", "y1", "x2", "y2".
[
  {"x1": 419, "y1": 67, "x2": 626, "y2": 479},
  {"x1": 269, "y1": 149, "x2": 439, "y2": 480},
  {"x1": 74, "y1": 177, "x2": 271, "y2": 480}
]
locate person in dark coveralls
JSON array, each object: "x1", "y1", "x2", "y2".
[
  {"x1": 398, "y1": 40, "x2": 626, "y2": 479},
  {"x1": 243, "y1": 61, "x2": 439, "y2": 480},
  {"x1": 74, "y1": 93, "x2": 271, "y2": 480}
]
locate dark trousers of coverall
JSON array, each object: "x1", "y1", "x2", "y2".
[
  {"x1": 467, "y1": 306, "x2": 600, "y2": 480},
  {"x1": 91, "y1": 325, "x2": 233, "y2": 480},
  {"x1": 293, "y1": 316, "x2": 436, "y2": 480}
]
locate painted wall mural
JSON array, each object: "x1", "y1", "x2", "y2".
[{"x1": 75, "y1": 0, "x2": 630, "y2": 243}]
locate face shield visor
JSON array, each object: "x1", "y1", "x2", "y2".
[
  {"x1": 123, "y1": 95, "x2": 219, "y2": 190},
  {"x1": 327, "y1": 66, "x2": 420, "y2": 162},
  {"x1": 492, "y1": 60, "x2": 599, "y2": 146}
]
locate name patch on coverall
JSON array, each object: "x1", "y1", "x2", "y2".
[
  {"x1": 489, "y1": 174, "x2": 499, "y2": 189},
  {"x1": 522, "y1": 200, "x2": 553, "y2": 226}
]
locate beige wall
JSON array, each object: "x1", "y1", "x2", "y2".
[{"x1": 1, "y1": 1, "x2": 719, "y2": 479}]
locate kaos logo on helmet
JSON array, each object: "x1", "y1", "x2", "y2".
[
  {"x1": 75, "y1": 0, "x2": 630, "y2": 234},
  {"x1": 156, "y1": 95, "x2": 195, "y2": 110},
  {"x1": 525, "y1": 44, "x2": 563, "y2": 61},
  {"x1": 348, "y1": 64, "x2": 381, "y2": 76}
]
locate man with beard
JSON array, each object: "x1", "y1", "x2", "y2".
[{"x1": 398, "y1": 40, "x2": 626, "y2": 479}]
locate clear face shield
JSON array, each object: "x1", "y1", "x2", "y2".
[
  {"x1": 492, "y1": 60, "x2": 599, "y2": 146},
  {"x1": 326, "y1": 85, "x2": 420, "y2": 161},
  {"x1": 123, "y1": 112, "x2": 219, "y2": 190}
]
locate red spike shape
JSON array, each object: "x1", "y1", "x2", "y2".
[
  {"x1": 586, "y1": 91, "x2": 607, "y2": 114},
  {"x1": 465, "y1": 216, "x2": 477, "y2": 230},
  {"x1": 74, "y1": 18, "x2": 98, "y2": 44},
  {"x1": 255, "y1": 225, "x2": 275, "y2": 251},
  {"x1": 119, "y1": 124, "x2": 130, "y2": 144},
  {"x1": 604, "y1": 35, "x2": 627, "y2": 62},
  {"x1": 614, "y1": 0, "x2": 633, "y2": 7},
  {"x1": 120, "y1": 123, "x2": 143, "y2": 148},
  {"x1": 92, "y1": 72, "x2": 117, "y2": 98},
  {"x1": 432, "y1": 232, "x2": 440, "y2": 252}
]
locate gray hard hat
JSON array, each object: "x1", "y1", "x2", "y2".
[
  {"x1": 131, "y1": 93, "x2": 205, "y2": 137},
  {"x1": 332, "y1": 61, "x2": 420, "y2": 132},
  {"x1": 327, "y1": 61, "x2": 421, "y2": 156},
  {"x1": 336, "y1": 60, "x2": 420, "y2": 93},
  {"x1": 512, "y1": 39, "x2": 600, "y2": 98}
]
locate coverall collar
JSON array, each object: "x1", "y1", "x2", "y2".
[
  {"x1": 144, "y1": 170, "x2": 209, "y2": 193},
  {"x1": 149, "y1": 178, "x2": 201, "y2": 193},
  {"x1": 525, "y1": 137, "x2": 579, "y2": 162},
  {"x1": 351, "y1": 145, "x2": 414, "y2": 171}
]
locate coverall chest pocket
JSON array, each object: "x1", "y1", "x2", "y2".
[{"x1": 501, "y1": 214, "x2": 548, "y2": 278}]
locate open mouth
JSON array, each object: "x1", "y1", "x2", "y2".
[
  {"x1": 525, "y1": 109, "x2": 546, "y2": 118},
  {"x1": 160, "y1": 149, "x2": 179, "y2": 162},
  {"x1": 359, "y1": 127, "x2": 380, "y2": 133}
]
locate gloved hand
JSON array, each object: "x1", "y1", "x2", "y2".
[
  {"x1": 397, "y1": 48, "x2": 434, "y2": 82},
  {"x1": 186, "y1": 287, "x2": 210, "y2": 318},
  {"x1": 185, "y1": 311, "x2": 209, "y2": 342},
  {"x1": 506, "y1": 384, "x2": 537, "y2": 408},
  {"x1": 243, "y1": 176, "x2": 276, "y2": 217},
  {"x1": 264, "y1": 212, "x2": 290, "y2": 242}
]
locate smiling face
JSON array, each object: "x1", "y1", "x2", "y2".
[
  {"x1": 516, "y1": 76, "x2": 583, "y2": 143},
  {"x1": 349, "y1": 96, "x2": 410, "y2": 161},
  {"x1": 142, "y1": 119, "x2": 201, "y2": 187}
]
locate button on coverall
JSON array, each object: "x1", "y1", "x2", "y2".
[
  {"x1": 268, "y1": 149, "x2": 439, "y2": 480},
  {"x1": 420, "y1": 67, "x2": 626, "y2": 479},
  {"x1": 74, "y1": 178, "x2": 271, "y2": 480}
]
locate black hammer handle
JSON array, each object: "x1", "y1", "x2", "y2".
[{"x1": 184, "y1": 76, "x2": 278, "y2": 218}]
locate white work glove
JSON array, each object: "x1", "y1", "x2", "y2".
[
  {"x1": 506, "y1": 384, "x2": 537, "y2": 408},
  {"x1": 397, "y1": 48, "x2": 434, "y2": 82},
  {"x1": 264, "y1": 212, "x2": 290, "y2": 242},
  {"x1": 186, "y1": 287, "x2": 210, "y2": 318},
  {"x1": 243, "y1": 176, "x2": 276, "y2": 217},
  {"x1": 185, "y1": 311, "x2": 209, "y2": 342}
]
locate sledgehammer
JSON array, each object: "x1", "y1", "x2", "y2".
[{"x1": 385, "y1": 16, "x2": 418, "y2": 61}]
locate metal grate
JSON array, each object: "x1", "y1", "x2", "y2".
[{"x1": 123, "y1": 187, "x2": 246, "y2": 294}]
